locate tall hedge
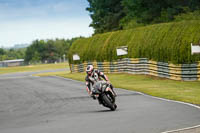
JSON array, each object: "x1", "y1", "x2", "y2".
[{"x1": 68, "y1": 20, "x2": 200, "y2": 64}]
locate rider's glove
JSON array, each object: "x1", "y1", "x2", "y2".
[{"x1": 106, "y1": 80, "x2": 110, "y2": 84}]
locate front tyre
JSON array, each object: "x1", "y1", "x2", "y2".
[{"x1": 102, "y1": 94, "x2": 116, "y2": 111}]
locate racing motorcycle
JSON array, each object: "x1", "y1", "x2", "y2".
[{"x1": 91, "y1": 81, "x2": 117, "y2": 111}]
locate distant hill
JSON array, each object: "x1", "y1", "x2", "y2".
[{"x1": 12, "y1": 44, "x2": 30, "y2": 49}]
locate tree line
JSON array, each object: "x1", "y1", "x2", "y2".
[
  {"x1": 0, "y1": 37, "x2": 81, "y2": 64},
  {"x1": 0, "y1": 48, "x2": 25, "y2": 61},
  {"x1": 86, "y1": 0, "x2": 200, "y2": 34}
]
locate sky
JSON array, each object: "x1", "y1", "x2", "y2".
[{"x1": 0, "y1": 0, "x2": 94, "y2": 47}]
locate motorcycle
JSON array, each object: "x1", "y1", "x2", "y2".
[{"x1": 91, "y1": 81, "x2": 117, "y2": 111}]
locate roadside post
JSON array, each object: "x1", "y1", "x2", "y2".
[
  {"x1": 116, "y1": 46, "x2": 128, "y2": 72},
  {"x1": 63, "y1": 54, "x2": 66, "y2": 62},
  {"x1": 71, "y1": 54, "x2": 80, "y2": 73}
]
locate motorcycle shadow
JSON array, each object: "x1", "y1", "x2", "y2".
[{"x1": 86, "y1": 109, "x2": 118, "y2": 113}]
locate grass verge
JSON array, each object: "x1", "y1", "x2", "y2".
[
  {"x1": 36, "y1": 72, "x2": 200, "y2": 106},
  {"x1": 0, "y1": 63, "x2": 69, "y2": 75}
]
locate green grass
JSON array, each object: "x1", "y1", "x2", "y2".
[
  {"x1": 69, "y1": 20, "x2": 200, "y2": 64},
  {"x1": 37, "y1": 72, "x2": 200, "y2": 105},
  {"x1": 0, "y1": 63, "x2": 69, "y2": 75}
]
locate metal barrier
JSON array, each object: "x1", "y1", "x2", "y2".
[{"x1": 69, "y1": 58, "x2": 200, "y2": 81}]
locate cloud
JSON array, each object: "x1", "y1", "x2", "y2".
[
  {"x1": 0, "y1": 18, "x2": 93, "y2": 47},
  {"x1": 0, "y1": 0, "x2": 93, "y2": 47},
  {"x1": 0, "y1": 0, "x2": 89, "y2": 21}
]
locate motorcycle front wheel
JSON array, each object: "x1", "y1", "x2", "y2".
[{"x1": 102, "y1": 94, "x2": 116, "y2": 111}]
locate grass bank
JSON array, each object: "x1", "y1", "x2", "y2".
[
  {"x1": 69, "y1": 20, "x2": 200, "y2": 64},
  {"x1": 36, "y1": 72, "x2": 200, "y2": 106},
  {"x1": 0, "y1": 63, "x2": 68, "y2": 75}
]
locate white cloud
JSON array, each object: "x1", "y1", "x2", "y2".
[
  {"x1": 0, "y1": 0, "x2": 93, "y2": 47},
  {"x1": 0, "y1": 0, "x2": 88, "y2": 20},
  {"x1": 0, "y1": 18, "x2": 93, "y2": 47}
]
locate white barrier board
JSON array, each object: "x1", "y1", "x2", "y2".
[
  {"x1": 73, "y1": 54, "x2": 80, "y2": 60},
  {"x1": 116, "y1": 46, "x2": 128, "y2": 56},
  {"x1": 191, "y1": 43, "x2": 200, "y2": 54}
]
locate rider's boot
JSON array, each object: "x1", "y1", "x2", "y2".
[{"x1": 97, "y1": 97, "x2": 102, "y2": 104}]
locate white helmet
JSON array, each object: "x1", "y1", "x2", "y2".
[{"x1": 86, "y1": 65, "x2": 94, "y2": 75}]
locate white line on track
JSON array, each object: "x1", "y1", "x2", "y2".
[
  {"x1": 0, "y1": 76, "x2": 29, "y2": 80},
  {"x1": 162, "y1": 125, "x2": 200, "y2": 133},
  {"x1": 0, "y1": 75, "x2": 39, "y2": 80},
  {"x1": 137, "y1": 92, "x2": 200, "y2": 109},
  {"x1": 53, "y1": 76, "x2": 84, "y2": 84}
]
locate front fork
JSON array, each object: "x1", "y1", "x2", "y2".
[{"x1": 106, "y1": 85, "x2": 117, "y2": 97}]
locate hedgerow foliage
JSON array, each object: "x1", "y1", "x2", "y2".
[{"x1": 69, "y1": 20, "x2": 200, "y2": 64}]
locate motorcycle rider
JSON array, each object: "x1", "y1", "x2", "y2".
[{"x1": 85, "y1": 65, "x2": 116, "y2": 102}]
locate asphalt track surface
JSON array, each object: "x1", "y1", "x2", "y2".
[{"x1": 0, "y1": 69, "x2": 200, "y2": 133}]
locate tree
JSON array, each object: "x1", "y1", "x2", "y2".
[
  {"x1": 121, "y1": 0, "x2": 200, "y2": 26},
  {"x1": 0, "y1": 48, "x2": 5, "y2": 55},
  {"x1": 87, "y1": 0, "x2": 200, "y2": 31},
  {"x1": 24, "y1": 38, "x2": 80, "y2": 64},
  {"x1": 31, "y1": 51, "x2": 41, "y2": 64},
  {"x1": 86, "y1": 0, "x2": 125, "y2": 34}
]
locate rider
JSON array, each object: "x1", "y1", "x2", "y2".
[{"x1": 85, "y1": 65, "x2": 115, "y2": 101}]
